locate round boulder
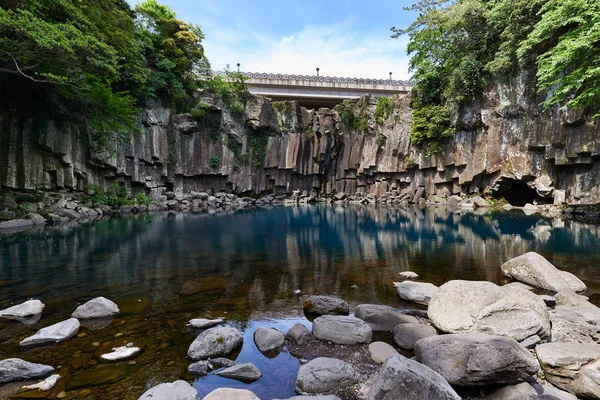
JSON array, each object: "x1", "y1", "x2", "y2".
[
  {"x1": 187, "y1": 327, "x2": 243, "y2": 360},
  {"x1": 138, "y1": 380, "x2": 198, "y2": 400},
  {"x1": 285, "y1": 323, "x2": 313, "y2": 345},
  {"x1": 427, "y1": 280, "x2": 550, "y2": 341},
  {"x1": 414, "y1": 333, "x2": 539, "y2": 386},
  {"x1": 214, "y1": 362, "x2": 261, "y2": 382},
  {"x1": 203, "y1": 388, "x2": 259, "y2": 400},
  {"x1": 396, "y1": 281, "x2": 439, "y2": 306},
  {"x1": 303, "y1": 295, "x2": 349, "y2": 315},
  {"x1": 312, "y1": 315, "x2": 372, "y2": 345},
  {"x1": 72, "y1": 296, "x2": 119, "y2": 319},
  {"x1": 254, "y1": 327, "x2": 285, "y2": 352},
  {"x1": 393, "y1": 323, "x2": 438, "y2": 351},
  {"x1": 295, "y1": 357, "x2": 357, "y2": 394}
]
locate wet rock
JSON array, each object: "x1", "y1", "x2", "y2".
[
  {"x1": 392, "y1": 323, "x2": 438, "y2": 351},
  {"x1": 138, "y1": 380, "x2": 198, "y2": 400},
  {"x1": 303, "y1": 295, "x2": 349, "y2": 315},
  {"x1": 203, "y1": 388, "x2": 259, "y2": 400},
  {"x1": 485, "y1": 382, "x2": 577, "y2": 400},
  {"x1": 0, "y1": 358, "x2": 54, "y2": 385},
  {"x1": 187, "y1": 327, "x2": 243, "y2": 360},
  {"x1": 354, "y1": 304, "x2": 418, "y2": 332},
  {"x1": 368, "y1": 341, "x2": 398, "y2": 363},
  {"x1": 254, "y1": 327, "x2": 285, "y2": 352},
  {"x1": 427, "y1": 280, "x2": 550, "y2": 341},
  {"x1": 20, "y1": 318, "x2": 80, "y2": 347},
  {"x1": 57, "y1": 208, "x2": 80, "y2": 221},
  {"x1": 27, "y1": 212, "x2": 46, "y2": 225},
  {"x1": 188, "y1": 318, "x2": 223, "y2": 329},
  {"x1": 0, "y1": 210, "x2": 15, "y2": 220},
  {"x1": 398, "y1": 271, "x2": 418, "y2": 279},
  {"x1": 519, "y1": 334, "x2": 541, "y2": 349},
  {"x1": 184, "y1": 361, "x2": 208, "y2": 378},
  {"x1": 501, "y1": 252, "x2": 587, "y2": 292},
  {"x1": 536, "y1": 342, "x2": 600, "y2": 399},
  {"x1": 21, "y1": 374, "x2": 61, "y2": 391},
  {"x1": 101, "y1": 343, "x2": 140, "y2": 361},
  {"x1": 0, "y1": 219, "x2": 34, "y2": 230},
  {"x1": 215, "y1": 362, "x2": 261, "y2": 382},
  {"x1": 0, "y1": 299, "x2": 44, "y2": 320},
  {"x1": 295, "y1": 357, "x2": 357, "y2": 394},
  {"x1": 367, "y1": 355, "x2": 460, "y2": 400},
  {"x1": 72, "y1": 296, "x2": 119, "y2": 319},
  {"x1": 549, "y1": 305, "x2": 600, "y2": 344},
  {"x1": 285, "y1": 323, "x2": 313, "y2": 345},
  {"x1": 414, "y1": 333, "x2": 539, "y2": 386},
  {"x1": 312, "y1": 315, "x2": 372, "y2": 345},
  {"x1": 208, "y1": 357, "x2": 236, "y2": 369},
  {"x1": 395, "y1": 281, "x2": 439, "y2": 306}
]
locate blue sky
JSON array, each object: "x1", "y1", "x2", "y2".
[{"x1": 139, "y1": 0, "x2": 418, "y2": 80}]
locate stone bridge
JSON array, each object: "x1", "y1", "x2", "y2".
[{"x1": 221, "y1": 71, "x2": 413, "y2": 109}]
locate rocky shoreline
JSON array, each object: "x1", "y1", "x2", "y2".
[{"x1": 0, "y1": 251, "x2": 597, "y2": 399}]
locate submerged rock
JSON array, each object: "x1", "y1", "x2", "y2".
[
  {"x1": 395, "y1": 281, "x2": 439, "y2": 306},
  {"x1": 203, "y1": 388, "x2": 259, "y2": 400},
  {"x1": 414, "y1": 333, "x2": 539, "y2": 386},
  {"x1": 101, "y1": 343, "x2": 140, "y2": 361},
  {"x1": 285, "y1": 323, "x2": 313, "y2": 345},
  {"x1": 187, "y1": 327, "x2": 243, "y2": 360},
  {"x1": 303, "y1": 295, "x2": 349, "y2": 315},
  {"x1": 399, "y1": 271, "x2": 419, "y2": 279},
  {"x1": 392, "y1": 323, "x2": 438, "y2": 351},
  {"x1": 0, "y1": 358, "x2": 55, "y2": 385},
  {"x1": 501, "y1": 252, "x2": 587, "y2": 292},
  {"x1": 72, "y1": 296, "x2": 119, "y2": 319},
  {"x1": 0, "y1": 299, "x2": 44, "y2": 321},
  {"x1": 536, "y1": 342, "x2": 600, "y2": 399},
  {"x1": 138, "y1": 380, "x2": 198, "y2": 400},
  {"x1": 312, "y1": 315, "x2": 372, "y2": 345},
  {"x1": 188, "y1": 318, "x2": 223, "y2": 329},
  {"x1": 254, "y1": 327, "x2": 285, "y2": 352},
  {"x1": 21, "y1": 374, "x2": 61, "y2": 391},
  {"x1": 367, "y1": 355, "x2": 460, "y2": 400},
  {"x1": 20, "y1": 318, "x2": 80, "y2": 347},
  {"x1": 368, "y1": 341, "x2": 398, "y2": 363},
  {"x1": 214, "y1": 362, "x2": 261, "y2": 382},
  {"x1": 208, "y1": 357, "x2": 237, "y2": 369},
  {"x1": 354, "y1": 304, "x2": 417, "y2": 331},
  {"x1": 295, "y1": 357, "x2": 357, "y2": 394},
  {"x1": 427, "y1": 280, "x2": 550, "y2": 341}
]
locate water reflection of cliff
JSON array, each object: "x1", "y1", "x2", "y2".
[{"x1": 1, "y1": 206, "x2": 599, "y2": 315}]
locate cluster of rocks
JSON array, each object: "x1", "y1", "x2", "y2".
[
  {"x1": 137, "y1": 251, "x2": 599, "y2": 400},
  {"x1": 150, "y1": 190, "x2": 290, "y2": 213},
  {"x1": 0, "y1": 296, "x2": 137, "y2": 394}
]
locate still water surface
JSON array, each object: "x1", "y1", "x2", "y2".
[{"x1": 0, "y1": 205, "x2": 599, "y2": 399}]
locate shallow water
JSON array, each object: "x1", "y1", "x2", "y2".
[{"x1": 0, "y1": 205, "x2": 599, "y2": 399}]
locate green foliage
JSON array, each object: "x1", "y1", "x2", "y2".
[
  {"x1": 209, "y1": 154, "x2": 220, "y2": 169},
  {"x1": 83, "y1": 182, "x2": 133, "y2": 207},
  {"x1": 374, "y1": 97, "x2": 395, "y2": 124},
  {"x1": 238, "y1": 129, "x2": 270, "y2": 170},
  {"x1": 232, "y1": 161, "x2": 240, "y2": 171},
  {"x1": 135, "y1": 193, "x2": 153, "y2": 206},
  {"x1": 335, "y1": 100, "x2": 358, "y2": 130},
  {"x1": 518, "y1": 0, "x2": 600, "y2": 115},
  {"x1": 202, "y1": 69, "x2": 248, "y2": 115},
  {"x1": 410, "y1": 105, "x2": 453, "y2": 156},
  {"x1": 190, "y1": 102, "x2": 221, "y2": 140},
  {"x1": 0, "y1": 0, "x2": 208, "y2": 152},
  {"x1": 304, "y1": 123, "x2": 313, "y2": 134}
]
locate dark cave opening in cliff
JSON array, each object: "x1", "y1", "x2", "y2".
[{"x1": 493, "y1": 178, "x2": 543, "y2": 207}]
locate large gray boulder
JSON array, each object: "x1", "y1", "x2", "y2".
[
  {"x1": 536, "y1": 342, "x2": 600, "y2": 399},
  {"x1": 72, "y1": 296, "x2": 119, "y2": 319},
  {"x1": 286, "y1": 323, "x2": 313, "y2": 345},
  {"x1": 501, "y1": 252, "x2": 587, "y2": 292},
  {"x1": 549, "y1": 305, "x2": 600, "y2": 344},
  {"x1": 392, "y1": 323, "x2": 437, "y2": 351},
  {"x1": 396, "y1": 281, "x2": 439, "y2": 306},
  {"x1": 303, "y1": 296, "x2": 349, "y2": 315},
  {"x1": 203, "y1": 388, "x2": 259, "y2": 400},
  {"x1": 428, "y1": 280, "x2": 550, "y2": 341},
  {"x1": 0, "y1": 299, "x2": 44, "y2": 320},
  {"x1": 215, "y1": 362, "x2": 261, "y2": 382},
  {"x1": 0, "y1": 358, "x2": 55, "y2": 384},
  {"x1": 138, "y1": 380, "x2": 198, "y2": 400},
  {"x1": 312, "y1": 315, "x2": 372, "y2": 345},
  {"x1": 20, "y1": 318, "x2": 80, "y2": 347},
  {"x1": 295, "y1": 357, "x2": 357, "y2": 394},
  {"x1": 368, "y1": 341, "x2": 398, "y2": 364},
  {"x1": 187, "y1": 327, "x2": 243, "y2": 360},
  {"x1": 367, "y1": 355, "x2": 460, "y2": 400},
  {"x1": 414, "y1": 333, "x2": 539, "y2": 386},
  {"x1": 485, "y1": 382, "x2": 577, "y2": 400},
  {"x1": 254, "y1": 327, "x2": 285, "y2": 352},
  {"x1": 354, "y1": 304, "x2": 417, "y2": 331}
]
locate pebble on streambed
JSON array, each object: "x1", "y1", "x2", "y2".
[{"x1": 100, "y1": 342, "x2": 141, "y2": 361}]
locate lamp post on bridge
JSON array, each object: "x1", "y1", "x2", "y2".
[
  {"x1": 389, "y1": 71, "x2": 392, "y2": 83},
  {"x1": 237, "y1": 63, "x2": 240, "y2": 72},
  {"x1": 316, "y1": 67, "x2": 320, "y2": 77}
]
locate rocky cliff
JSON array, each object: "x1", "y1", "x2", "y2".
[{"x1": 1, "y1": 72, "x2": 599, "y2": 206}]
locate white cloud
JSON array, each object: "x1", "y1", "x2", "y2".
[{"x1": 203, "y1": 20, "x2": 412, "y2": 81}]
